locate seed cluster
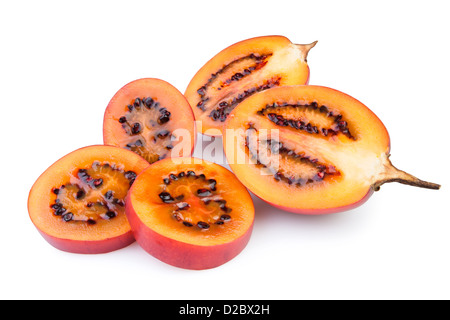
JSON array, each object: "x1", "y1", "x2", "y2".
[
  {"x1": 158, "y1": 171, "x2": 232, "y2": 230},
  {"x1": 209, "y1": 78, "x2": 281, "y2": 122},
  {"x1": 118, "y1": 96, "x2": 174, "y2": 163},
  {"x1": 258, "y1": 102, "x2": 355, "y2": 139},
  {"x1": 195, "y1": 53, "x2": 278, "y2": 123},
  {"x1": 50, "y1": 162, "x2": 137, "y2": 224},
  {"x1": 245, "y1": 127, "x2": 340, "y2": 186},
  {"x1": 266, "y1": 140, "x2": 339, "y2": 185}
]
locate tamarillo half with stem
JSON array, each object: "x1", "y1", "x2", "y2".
[
  {"x1": 223, "y1": 85, "x2": 440, "y2": 214},
  {"x1": 28, "y1": 145, "x2": 149, "y2": 253},
  {"x1": 185, "y1": 35, "x2": 317, "y2": 136}
]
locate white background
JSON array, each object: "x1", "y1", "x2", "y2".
[{"x1": 1, "y1": 0, "x2": 448, "y2": 300}]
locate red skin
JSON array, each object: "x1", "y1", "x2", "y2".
[
  {"x1": 266, "y1": 189, "x2": 374, "y2": 215},
  {"x1": 37, "y1": 229, "x2": 135, "y2": 254},
  {"x1": 125, "y1": 196, "x2": 253, "y2": 270}
]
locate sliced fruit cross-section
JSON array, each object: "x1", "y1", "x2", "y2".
[
  {"x1": 28, "y1": 145, "x2": 149, "y2": 253},
  {"x1": 103, "y1": 78, "x2": 196, "y2": 164},
  {"x1": 125, "y1": 158, "x2": 255, "y2": 269}
]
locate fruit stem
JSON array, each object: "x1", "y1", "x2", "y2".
[
  {"x1": 296, "y1": 41, "x2": 318, "y2": 62},
  {"x1": 372, "y1": 155, "x2": 441, "y2": 191}
]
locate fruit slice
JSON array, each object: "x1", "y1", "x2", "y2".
[
  {"x1": 223, "y1": 85, "x2": 440, "y2": 214},
  {"x1": 103, "y1": 78, "x2": 196, "y2": 164},
  {"x1": 185, "y1": 35, "x2": 317, "y2": 136},
  {"x1": 125, "y1": 158, "x2": 254, "y2": 269},
  {"x1": 28, "y1": 145, "x2": 149, "y2": 253}
]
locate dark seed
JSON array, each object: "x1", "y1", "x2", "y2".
[
  {"x1": 274, "y1": 172, "x2": 282, "y2": 181},
  {"x1": 166, "y1": 144, "x2": 173, "y2": 150},
  {"x1": 338, "y1": 121, "x2": 347, "y2": 129},
  {"x1": 215, "y1": 221, "x2": 224, "y2": 225},
  {"x1": 221, "y1": 206, "x2": 232, "y2": 213},
  {"x1": 51, "y1": 203, "x2": 62, "y2": 210},
  {"x1": 219, "y1": 101, "x2": 228, "y2": 108},
  {"x1": 178, "y1": 172, "x2": 185, "y2": 178},
  {"x1": 183, "y1": 221, "x2": 193, "y2": 227},
  {"x1": 104, "y1": 190, "x2": 113, "y2": 200},
  {"x1": 319, "y1": 105, "x2": 328, "y2": 113},
  {"x1": 175, "y1": 195, "x2": 185, "y2": 201},
  {"x1": 127, "y1": 104, "x2": 134, "y2": 112},
  {"x1": 197, "y1": 86, "x2": 206, "y2": 96},
  {"x1": 93, "y1": 178, "x2": 103, "y2": 188},
  {"x1": 62, "y1": 212, "x2": 73, "y2": 222},
  {"x1": 186, "y1": 171, "x2": 196, "y2": 177},
  {"x1": 52, "y1": 188, "x2": 60, "y2": 195},
  {"x1": 118, "y1": 116, "x2": 127, "y2": 123},
  {"x1": 105, "y1": 211, "x2": 116, "y2": 219},
  {"x1": 55, "y1": 207, "x2": 67, "y2": 215},
  {"x1": 158, "y1": 110, "x2": 171, "y2": 124},
  {"x1": 157, "y1": 130, "x2": 170, "y2": 139},
  {"x1": 131, "y1": 123, "x2": 142, "y2": 134},
  {"x1": 169, "y1": 174, "x2": 178, "y2": 180},
  {"x1": 76, "y1": 189, "x2": 85, "y2": 200},
  {"x1": 197, "y1": 189, "x2": 212, "y2": 197},
  {"x1": 220, "y1": 214, "x2": 231, "y2": 222},
  {"x1": 144, "y1": 97, "x2": 154, "y2": 108},
  {"x1": 134, "y1": 98, "x2": 141, "y2": 107},
  {"x1": 208, "y1": 179, "x2": 217, "y2": 191},
  {"x1": 197, "y1": 221, "x2": 210, "y2": 230},
  {"x1": 113, "y1": 198, "x2": 125, "y2": 207},
  {"x1": 210, "y1": 110, "x2": 220, "y2": 120},
  {"x1": 87, "y1": 219, "x2": 96, "y2": 225},
  {"x1": 159, "y1": 192, "x2": 174, "y2": 203},
  {"x1": 163, "y1": 178, "x2": 170, "y2": 185},
  {"x1": 124, "y1": 171, "x2": 137, "y2": 181}
]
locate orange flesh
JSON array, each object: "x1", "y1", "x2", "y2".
[
  {"x1": 128, "y1": 158, "x2": 254, "y2": 246},
  {"x1": 103, "y1": 78, "x2": 196, "y2": 163},
  {"x1": 185, "y1": 36, "x2": 315, "y2": 135},
  {"x1": 224, "y1": 85, "x2": 391, "y2": 212},
  {"x1": 28, "y1": 146, "x2": 149, "y2": 241}
]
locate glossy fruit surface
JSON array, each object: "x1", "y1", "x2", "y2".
[
  {"x1": 185, "y1": 36, "x2": 317, "y2": 135},
  {"x1": 103, "y1": 78, "x2": 196, "y2": 164},
  {"x1": 28, "y1": 145, "x2": 149, "y2": 253},
  {"x1": 223, "y1": 85, "x2": 440, "y2": 214},
  {"x1": 125, "y1": 157, "x2": 254, "y2": 269}
]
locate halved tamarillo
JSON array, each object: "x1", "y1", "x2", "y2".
[
  {"x1": 185, "y1": 35, "x2": 317, "y2": 136},
  {"x1": 125, "y1": 157, "x2": 254, "y2": 270},
  {"x1": 223, "y1": 85, "x2": 440, "y2": 214},
  {"x1": 103, "y1": 78, "x2": 196, "y2": 164},
  {"x1": 28, "y1": 145, "x2": 149, "y2": 253}
]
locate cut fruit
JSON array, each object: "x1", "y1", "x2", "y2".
[
  {"x1": 125, "y1": 157, "x2": 254, "y2": 269},
  {"x1": 185, "y1": 35, "x2": 317, "y2": 136},
  {"x1": 28, "y1": 145, "x2": 149, "y2": 253},
  {"x1": 223, "y1": 85, "x2": 440, "y2": 214},
  {"x1": 103, "y1": 78, "x2": 196, "y2": 164}
]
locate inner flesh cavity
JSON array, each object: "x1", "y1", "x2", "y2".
[
  {"x1": 158, "y1": 171, "x2": 232, "y2": 230},
  {"x1": 118, "y1": 97, "x2": 175, "y2": 163},
  {"x1": 50, "y1": 161, "x2": 137, "y2": 224}
]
